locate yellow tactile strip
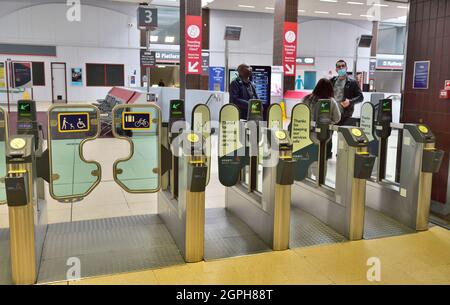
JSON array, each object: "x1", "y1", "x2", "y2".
[{"x1": 51, "y1": 227, "x2": 450, "y2": 285}]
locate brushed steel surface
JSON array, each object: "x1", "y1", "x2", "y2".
[
  {"x1": 273, "y1": 184, "x2": 291, "y2": 251},
  {"x1": 366, "y1": 130, "x2": 434, "y2": 231}
]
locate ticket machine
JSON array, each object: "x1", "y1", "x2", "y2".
[
  {"x1": 361, "y1": 100, "x2": 444, "y2": 231},
  {"x1": 290, "y1": 100, "x2": 376, "y2": 241},
  {"x1": 218, "y1": 100, "x2": 295, "y2": 251}
]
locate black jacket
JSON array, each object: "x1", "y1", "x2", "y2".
[
  {"x1": 230, "y1": 77, "x2": 259, "y2": 120},
  {"x1": 331, "y1": 76, "x2": 364, "y2": 123}
]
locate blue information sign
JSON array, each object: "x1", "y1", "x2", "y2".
[
  {"x1": 208, "y1": 67, "x2": 225, "y2": 92},
  {"x1": 58, "y1": 113, "x2": 90, "y2": 133},
  {"x1": 123, "y1": 112, "x2": 152, "y2": 130},
  {"x1": 413, "y1": 61, "x2": 430, "y2": 89}
]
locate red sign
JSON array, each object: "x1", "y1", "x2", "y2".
[
  {"x1": 283, "y1": 22, "x2": 298, "y2": 76},
  {"x1": 440, "y1": 90, "x2": 450, "y2": 99},
  {"x1": 445, "y1": 80, "x2": 450, "y2": 90},
  {"x1": 185, "y1": 15, "x2": 202, "y2": 75}
]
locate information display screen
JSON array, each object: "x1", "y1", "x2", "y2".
[{"x1": 251, "y1": 66, "x2": 271, "y2": 105}]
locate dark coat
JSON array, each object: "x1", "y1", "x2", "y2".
[
  {"x1": 330, "y1": 76, "x2": 364, "y2": 123},
  {"x1": 230, "y1": 77, "x2": 259, "y2": 120}
]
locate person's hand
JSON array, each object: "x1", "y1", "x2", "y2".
[{"x1": 341, "y1": 99, "x2": 351, "y2": 108}]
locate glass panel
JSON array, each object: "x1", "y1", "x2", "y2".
[
  {"x1": 113, "y1": 105, "x2": 161, "y2": 193},
  {"x1": 385, "y1": 129, "x2": 399, "y2": 183},
  {"x1": 192, "y1": 104, "x2": 211, "y2": 186},
  {"x1": 48, "y1": 106, "x2": 101, "y2": 200},
  {"x1": 0, "y1": 109, "x2": 7, "y2": 203},
  {"x1": 324, "y1": 132, "x2": 338, "y2": 189}
]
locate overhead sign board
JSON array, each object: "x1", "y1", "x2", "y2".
[
  {"x1": 155, "y1": 51, "x2": 180, "y2": 64},
  {"x1": 296, "y1": 57, "x2": 315, "y2": 66},
  {"x1": 224, "y1": 26, "x2": 242, "y2": 41},
  {"x1": 283, "y1": 22, "x2": 298, "y2": 76},
  {"x1": 137, "y1": 7, "x2": 158, "y2": 30},
  {"x1": 376, "y1": 58, "x2": 404, "y2": 70},
  {"x1": 185, "y1": 15, "x2": 202, "y2": 75}
]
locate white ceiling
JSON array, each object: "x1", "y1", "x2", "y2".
[{"x1": 109, "y1": 0, "x2": 409, "y2": 23}]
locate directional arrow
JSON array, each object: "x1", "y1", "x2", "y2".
[
  {"x1": 285, "y1": 64, "x2": 295, "y2": 75},
  {"x1": 188, "y1": 61, "x2": 200, "y2": 73}
]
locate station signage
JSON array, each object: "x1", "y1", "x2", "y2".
[
  {"x1": 140, "y1": 50, "x2": 156, "y2": 68},
  {"x1": 282, "y1": 22, "x2": 298, "y2": 76},
  {"x1": 296, "y1": 57, "x2": 315, "y2": 66},
  {"x1": 137, "y1": 7, "x2": 158, "y2": 30},
  {"x1": 290, "y1": 104, "x2": 318, "y2": 181},
  {"x1": 123, "y1": 112, "x2": 152, "y2": 131},
  {"x1": 376, "y1": 58, "x2": 404, "y2": 70},
  {"x1": 185, "y1": 15, "x2": 202, "y2": 75},
  {"x1": 413, "y1": 61, "x2": 430, "y2": 90},
  {"x1": 58, "y1": 113, "x2": 90, "y2": 133},
  {"x1": 155, "y1": 51, "x2": 180, "y2": 64},
  {"x1": 202, "y1": 51, "x2": 210, "y2": 75}
]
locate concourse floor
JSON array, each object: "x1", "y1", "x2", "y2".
[{"x1": 50, "y1": 226, "x2": 450, "y2": 285}]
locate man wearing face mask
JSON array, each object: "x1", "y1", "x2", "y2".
[
  {"x1": 331, "y1": 60, "x2": 364, "y2": 126},
  {"x1": 327, "y1": 60, "x2": 364, "y2": 159},
  {"x1": 230, "y1": 64, "x2": 259, "y2": 120}
]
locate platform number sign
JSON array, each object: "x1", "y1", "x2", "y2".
[
  {"x1": 58, "y1": 113, "x2": 90, "y2": 133},
  {"x1": 123, "y1": 112, "x2": 152, "y2": 131},
  {"x1": 137, "y1": 7, "x2": 158, "y2": 30}
]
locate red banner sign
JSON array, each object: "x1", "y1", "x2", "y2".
[
  {"x1": 283, "y1": 22, "x2": 298, "y2": 76},
  {"x1": 185, "y1": 15, "x2": 202, "y2": 75}
]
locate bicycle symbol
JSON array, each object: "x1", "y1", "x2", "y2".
[{"x1": 135, "y1": 118, "x2": 150, "y2": 128}]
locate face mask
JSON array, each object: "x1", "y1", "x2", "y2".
[{"x1": 337, "y1": 69, "x2": 347, "y2": 77}]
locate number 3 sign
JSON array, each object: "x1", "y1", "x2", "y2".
[{"x1": 137, "y1": 7, "x2": 158, "y2": 30}]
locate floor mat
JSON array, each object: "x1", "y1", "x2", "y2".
[
  {"x1": 37, "y1": 214, "x2": 185, "y2": 284},
  {"x1": 290, "y1": 207, "x2": 347, "y2": 248},
  {"x1": 364, "y1": 207, "x2": 415, "y2": 239},
  {"x1": 204, "y1": 209, "x2": 271, "y2": 260}
]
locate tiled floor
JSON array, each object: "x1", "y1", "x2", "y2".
[{"x1": 46, "y1": 226, "x2": 450, "y2": 285}]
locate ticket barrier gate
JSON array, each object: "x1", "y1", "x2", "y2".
[
  {"x1": 360, "y1": 100, "x2": 444, "y2": 231},
  {"x1": 3, "y1": 100, "x2": 47, "y2": 285},
  {"x1": 290, "y1": 101, "x2": 376, "y2": 241},
  {"x1": 3, "y1": 103, "x2": 169, "y2": 284},
  {"x1": 158, "y1": 100, "x2": 210, "y2": 263},
  {"x1": 219, "y1": 101, "x2": 295, "y2": 251}
]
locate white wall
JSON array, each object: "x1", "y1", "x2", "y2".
[
  {"x1": 209, "y1": 10, "x2": 274, "y2": 68},
  {"x1": 209, "y1": 10, "x2": 372, "y2": 77},
  {"x1": 0, "y1": 2, "x2": 141, "y2": 103}
]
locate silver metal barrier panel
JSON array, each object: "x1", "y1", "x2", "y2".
[
  {"x1": 47, "y1": 105, "x2": 101, "y2": 201},
  {"x1": 192, "y1": 104, "x2": 211, "y2": 186},
  {"x1": 112, "y1": 104, "x2": 162, "y2": 193},
  {"x1": 0, "y1": 108, "x2": 7, "y2": 203}
]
